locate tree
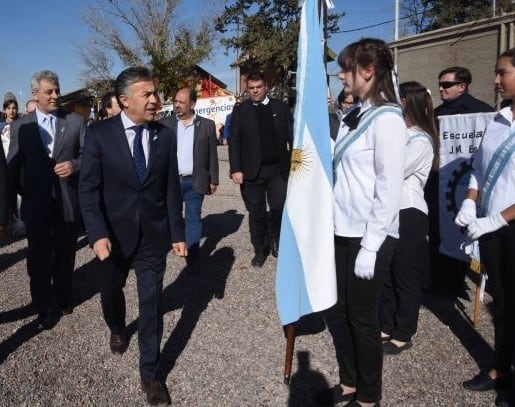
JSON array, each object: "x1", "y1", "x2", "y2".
[
  {"x1": 401, "y1": 0, "x2": 514, "y2": 33},
  {"x1": 400, "y1": 0, "x2": 432, "y2": 35},
  {"x1": 79, "y1": 0, "x2": 216, "y2": 97},
  {"x1": 215, "y1": 0, "x2": 343, "y2": 75}
]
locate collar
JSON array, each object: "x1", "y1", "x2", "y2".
[
  {"x1": 121, "y1": 111, "x2": 147, "y2": 131},
  {"x1": 495, "y1": 104, "x2": 514, "y2": 125},
  {"x1": 35, "y1": 107, "x2": 56, "y2": 123},
  {"x1": 252, "y1": 96, "x2": 270, "y2": 106}
]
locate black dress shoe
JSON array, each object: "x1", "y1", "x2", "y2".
[
  {"x1": 495, "y1": 390, "x2": 512, "y2": 407},
  {"x1": 59, "y1": 306, "x2": 73, "y2": 316},
  {"x1": 36, "y1": 311, "x2": 59, "y2": 330},
  {"x1": 463, "y1": 371, "x2": 500, "y2": 391},
  {"x1": 251, "y1": 252, "x2": 268, "y2": 268},
  {"x1": 110, "y1": 332, "x2": 129, "y2": 355},
  {"x1": 383, "y1": 340, "x2": 412, "y2": 355},
  {"x1": 344, "y1": 401, "x2": 380, "y2": 407},
  {"x1": 314, "y1": 384, "x2": 356, "y2": 405},
  {"x1": 147, "y1": 381, "x2": 170, "y2": 405},
  {"x1": 141, "y1": 379, "x2": 152, "y2": 395}
]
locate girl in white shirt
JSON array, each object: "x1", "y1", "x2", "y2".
[
  {"x1": 456, "y1": 48, "x2": 515, "y2": 403},
  {"x1": 379, "y1": 82, "x2": 438, "y2": 355},
  {"x1": 329, "y1": 38, "x2": 407, "y2": 407}
]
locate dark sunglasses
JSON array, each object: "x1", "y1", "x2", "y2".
[{"x1": 439, "y1": 81, "x2": 462, "y2": 89}]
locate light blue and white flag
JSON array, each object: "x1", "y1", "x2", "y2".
[{"x1": 275, "y1": 0, "x2": 337, "y2": 326}]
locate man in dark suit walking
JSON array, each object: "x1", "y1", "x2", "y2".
[
  {"x1": 79, "y1": 66, "x2": 186, "y2": 406},
  {"x1": 229, "y1": 72, "x2": 293, "y2": 268},
  {"x1": 7, "y1": 70, "x2": 85, "y2": 329},
  {"x1": 0, "y1": 147, "x2": 7, "y2": 237},
  {"x1": 161, "y1": 87, "x2": 219, "y2": 273}
]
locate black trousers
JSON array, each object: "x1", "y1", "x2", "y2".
[
  {"x1": 479, "y1": 220, "x2": 515, "y2": 374},
  {"x1": 240, "y1": 163, "x2": 287, "y2": 253},
  {"x1": 99, "y1": 235, "x2": 166, "y2": 381},
  {"x1": 335, "y1": 235, "x2": 396, "y2": 403},
  {"x1": 25, "y1": 205, "x2": 78, "y2": 315},
  {"x1": 380, "y1": 208, "x2": 429, "y2": 342}
]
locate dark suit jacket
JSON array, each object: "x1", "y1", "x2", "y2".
[
  {"x1": 229, "y1": 99, "x2": 293, "y2": 180},
  {"x1": 0, "y1": 147, "x2": 7, "y2": 226},
  {"x1": 161, "y1": 114, "x2": 219, "y2": 195},
  {"x1": 7, "y1": 109, "x2": 85, "y2": 223},
  {"x1": 79, "y1": 115, "x2": 185, "y2": 259}
]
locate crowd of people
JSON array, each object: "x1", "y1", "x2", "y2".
[{"x1": 0, "y1": 39, "x2": 514, "y2": 406}]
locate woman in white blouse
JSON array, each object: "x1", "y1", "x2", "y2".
[
  {"x1": 379, "y1": 82, "x2": 438, "y2": 355},
  {"x1": 328, "y1": 38, "x2": 407, "y2": 407},
  {"x1": 456, "y1": 48, "x2": 515, "y2": 405}
]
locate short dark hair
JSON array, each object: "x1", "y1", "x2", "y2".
[
  {"x1": 3, "y1": 99, "x2": 18, "y2": 110},
  {"x1": 438, "y1": 66, "x2": 472, "y2": 85},
  {"x1": 499, "y1": 47, "x2": 515, "y2": 68},
  {"x1": 114, "y1": 66, "x2": 154, "y2": 109},
  {"x1": 246, "y1": 71, "x2": 266, "y2": 83},
  {"x1": 101, "y1": 91, "x2": 116, "y2": 110}
]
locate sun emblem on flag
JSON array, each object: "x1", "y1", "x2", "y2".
[{"x1": 290, "y1": 146, "x2": 313, "y2": 179}]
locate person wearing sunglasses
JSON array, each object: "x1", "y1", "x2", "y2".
[
  {"x1": 435, "y1": 66, "x2": 494, "y2": 117},
  {"x1": 424, "y1": 66, "x2": 495, "y2": 299}
]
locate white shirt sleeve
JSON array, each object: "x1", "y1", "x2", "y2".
[{"x1": 360, "y1": 113, "x2": 407, "y2": 252}]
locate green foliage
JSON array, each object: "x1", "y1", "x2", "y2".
[
  {"x1": 215, "y1": 0, "x2": 343, "y2": 73},
  {"x1": 79, "y1": 0, "x2": 214, "y2": 96},
  {"x1": 402, "y1": 0, "x2": 514, "y2": 33}
]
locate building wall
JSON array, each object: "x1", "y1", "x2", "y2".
[{"x1": 391, "y1": 12, "x2": 515, "y2": 108}]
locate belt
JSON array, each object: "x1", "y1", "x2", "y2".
[{"x1": 179, "y1": 174, "x2": 192, "y2": 179}]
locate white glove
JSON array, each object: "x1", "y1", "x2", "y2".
[
  {"x1": 354, "y1": 247, "x2": 377, "y2": 280},
  {"x1": 466, "y1": 213, "x2": 508, "y2": 240},
  {"x1": 455, "y1": 198, "x2": 477, "y2": 227}
]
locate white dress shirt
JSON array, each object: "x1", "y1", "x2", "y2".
[
  {"x1": 36, "y1": 108, "x2": 56, "y2": 156},
  {"x1": 401, "y1": 127, "x2": 434, "y2": 214},
  {"x1": 469, "y1": 105, "x2": 515, "y2": 215},
  {"x1": 333, "y1": 98, "x2": 407, "y2": 252},
  {"x1": 176, "y1": 115, "x2": 195, "y2": 176},
  {"x1": 121, "y1": 111, "x2": 149, "y2": 165}
]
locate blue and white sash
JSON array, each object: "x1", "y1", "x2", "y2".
[
  {"x1": 408, "y1": 129, "x2": 433, "y2": 147},
  {"x1": 480, "y1": 129, "x2": 515, "y2": 215},
  {"x1": 332, "y1": 104, "x2": 403, "y2": 181}
]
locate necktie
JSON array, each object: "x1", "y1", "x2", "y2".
[
  {"x1": 132, "y1": 125, "x2": 146, "y2": 183},
  {"x1": 44, "y1": 116, "x2": 55, "y2": 156}
]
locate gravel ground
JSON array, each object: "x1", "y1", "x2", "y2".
[{"x1": 0, "y1": 146, "x2": 504, "y2": 406}]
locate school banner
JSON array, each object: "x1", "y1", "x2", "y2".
[{"x1": 438, "y1": 112, "x2": 496, "y2": 261}]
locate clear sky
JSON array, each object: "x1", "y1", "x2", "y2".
[{"x1": 0, "y1": 0, "x2": 397, "y2": 109}]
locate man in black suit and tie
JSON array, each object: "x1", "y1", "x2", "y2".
[
  {"x1": 229, "y1": 72, "x2": 293, "y2": 267},
  {"x1": 0, "y1": 147, "x2": 7, "y2": 237},
  {"x1": 161, "y1": 87, "x2": 219, "y2": 273},
  {"x1": 79, "y1": 66, "x2": 186, "y2": 406},
  {"x1": 7, "y1": 70, "x2": 85, "y2": 329}
]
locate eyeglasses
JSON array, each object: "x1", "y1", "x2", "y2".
[{"x1": 438, "y1": 81, "x2": 463, "y2": 89}]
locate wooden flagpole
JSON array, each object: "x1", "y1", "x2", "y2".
[{"x1": 283, "y1": 324, "x2": 296, "y2": 384}]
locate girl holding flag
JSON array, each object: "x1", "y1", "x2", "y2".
[
  {"x1": 328, "y1": 38, "x2": 407, "y2": 407},
  {"x1": 456, "y1": 48, "x2": 515, "y2": 406}
]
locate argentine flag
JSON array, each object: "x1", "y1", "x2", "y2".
[{"x1": 275, "y1": 0, "x2": 337, "y2": 326}]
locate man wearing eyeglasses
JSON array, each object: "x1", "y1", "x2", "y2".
[
  {"x1": 435, "y1": 66, "x2": 494, "y2": 117},
  {"x1": 426, "y1": 66, "x2": 494, "y2": 297}
]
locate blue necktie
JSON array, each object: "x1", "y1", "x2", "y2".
[{"x1": 132, "y1": 125, "x2": 146, "y2": 183}]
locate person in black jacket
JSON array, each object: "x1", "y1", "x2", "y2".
[
  {"x1": 426, "y1": 66, "x2": 495, "y2": 296},
  {"x1": 0, "y1": 146, "x2": 7, "y2": 237},
  {"x1": 229, "y1": 72, "x2": 293, "y2": 268},
  {"x1": 435, "y1": 66, "x2": 494, "y2": 117}
]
